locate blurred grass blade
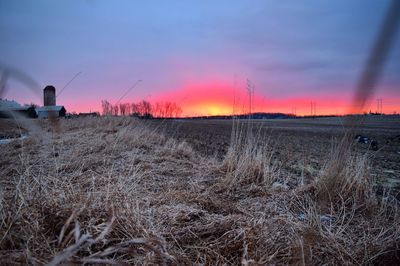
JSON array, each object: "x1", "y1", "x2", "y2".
[{"x1": 349, "y1": 0, "x2": 400, "y2": 118}]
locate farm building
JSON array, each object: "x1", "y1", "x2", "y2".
[
  {"x1": 0, "y1": 85, "x2": 67, "y2": 119},
  {"x1": 78, "y1": 112, "x2": 100, "y2": 117},
  {"x1": 0, "y1": 106, "x2": 37, "y2": 118},
  {"x1": 43, "y1": 85, "x2": 56, "y2": 106},
  {"x1": 36, "y1": 105, "x2": 66, "y2": 118},
  {"x1": 35, "y1": 85, "x2": 67, "y2": 119},
  {"x1": 0, "y1": 99, "x2": 37, "y2": 118}
]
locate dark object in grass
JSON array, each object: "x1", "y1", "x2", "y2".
[
  {"x1": 371, "y1": 140, "x2": 379, "y2": 151},
  {"x1": 355, "y1": 135, "x2": 369, "y2": 144},
  {"x1": 355, "y1": 135, "x2": 379, "y2": 151}
]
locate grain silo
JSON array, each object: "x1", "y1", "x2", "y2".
[
  {"x1": 44, "y1": 85, "x2": 56, "y2": 106},
  {"x1": 36, "y1": 85, "x2": 67, "y2": 118}
]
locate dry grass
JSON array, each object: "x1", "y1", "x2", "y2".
[
  {"x1": 315, "y1": 135, "x2": 372, "y2": 204},
  {"x1": 221, "y1": 121, "x2": 280, "y2": 188},
  {"x1": 1, "y1": 117, "x2": 399, "y2": 265}
]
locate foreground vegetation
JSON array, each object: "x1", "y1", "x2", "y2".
[{"x1": 1, "y1": 117, "x2": 399, "y2": 265}]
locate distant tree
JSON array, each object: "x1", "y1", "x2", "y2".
[
  {"x1": 112, "y1": 104, "x2": 119, "y2": 116},
  {"x1": 158, "y1": 102, "x2": 166, "y2": 118},
  {"x1": 122, "y1": 100, "x2": 182, "y2": 118},
  {"x1": 153, "y1": 102, "x2": 162, "y2": 118},
  {"x1": 164, "y1": 102, "x2": 173, "y2": 117},
  {"x1": 144, "y1": 101, "x2": 183, "y2": 118},
  {"x1": 172, "y1": 103, "x2": 182, "y2": 117},
  {"x1": 101, "y1": 100, "x2": 112, "y2": 115},
  {"x1": 124, "y1": 103, "x2": 131, "y2": 115},
  {"x1": 130, "y1": 103, "x2": 139, "y2": 116},
  {"x1": 23, "y1": 102, "x2": 38, "y2": 108},
  {"x1": 139, "y1": 100, "x2": 152, "y2": 118},
  {"x1": 119, "y1": 103, "x2": 127, "y2": 116}
]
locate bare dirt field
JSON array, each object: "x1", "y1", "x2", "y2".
[
  {"x1": 1, "y1": 116, "x2": 400, "y2": 265},
  {"x1": 150, "y1": 116, "x2": 400, "y2": 192}
]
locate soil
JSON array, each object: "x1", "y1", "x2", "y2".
[{"x1": 149, "y1": 116, "x2": 400, "y2": 192}]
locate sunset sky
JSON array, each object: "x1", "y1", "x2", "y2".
[{"x1": 1, "y1": 0, "x2": 399, "y2": 116}]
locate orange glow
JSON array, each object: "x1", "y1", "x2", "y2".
[
  {"x1": 154, "y1": 81, "x2": 342, "y2": 116},
  {"x1": 187, "y1": 101, "x2": 233, "y2": 116},
  {"x1": 66, "y1": 92, "x2": 400, "y2": 117},
  {"x1": 153, "y1": 81, "x2": 400, "y2": 117},
  {"x1": 63, "y1": 81, "x2": 400, "y2": 117},
  {"x1": 154, "y1": 80, "x2": 238, "y2": 116}
]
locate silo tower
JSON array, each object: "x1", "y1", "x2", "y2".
[{"x1": 43, "y1": 85, "x2": 56, "y2": 106}]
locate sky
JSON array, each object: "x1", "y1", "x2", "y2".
[{"x1": 0, "y1": 0, "x2": 399, "y2": 116}]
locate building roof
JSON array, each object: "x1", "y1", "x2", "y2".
[
  {"x1": 0, "y1": 105, "x2": 37, "y2": 112},
  {"x1": 0, "y1": 107, "x2": 30, "y2": 112},
  {"x1": 36, "y1": 106, "x2": 65, "y2": 112},
  {"x1": 0, "y1": 99, "x2": 22, "y2": 109}
]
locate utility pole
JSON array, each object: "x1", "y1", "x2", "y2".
[
  {"x1": 232, "y1": 74, "x2": 237, "y2": 116},
  {"x1": 310, "y1": 101, "x2": 316, "y2": 117},
  {"x1": 376, "y1": 98, "x2": 383, "y2": 114},
  {"x1": 314, "y1": 102, "x2": 316, "y2": 117},
  {"x1": 246, "y1": 79, "x2": 255, "y2": 118},
  {"x1": 377, "y1": 98, "x2": 379, "y2": 113},
  {"x1": 310, "y1": 102, "x2": 313, "y2": 117},
  {"x1": 292, "y1": 107, "x2": 297, "y2": 116}
]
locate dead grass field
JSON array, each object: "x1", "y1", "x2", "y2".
[{"x1": 1, "y1": 117, "x2": 400, "y2": 265}]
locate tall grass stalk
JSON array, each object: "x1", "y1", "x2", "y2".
[{"x1": 222, "y1": 119, "x2": 280, "y2": 188}]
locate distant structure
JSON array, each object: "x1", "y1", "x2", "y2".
[
  {"x1": 36, "y1": 106, "x2": 66, "y2": 118},
  {"x1": 0, "y1": 99, "x2": 22, "y2": 109},
  {"x1": 36, "y1": 85, "x2": 66, "y2": 118},
  {"x1": 0, "y1": 99, "x2": 37, "y2": 118},
  {"x1": 0, "y1": 85, "x2": 67, "y2": 119},
  {"x1": 78, "y1": 112, "x2": 100, "y2": 117},
  {"x1": 44, "y1": 85, "x2": 56, "y2": 106}
]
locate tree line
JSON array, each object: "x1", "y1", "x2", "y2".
[{"x1": 101, "y1": 100, "x2": 182, "y2": 118}]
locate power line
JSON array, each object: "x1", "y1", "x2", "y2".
[
  {"x1": 115, "y1": 79, "x2": 142, "y2": 105},
  {"x1": 57, "y1": 72, "x2": 81, "y2": 97}
]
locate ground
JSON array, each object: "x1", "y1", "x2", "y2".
[
  {"x1": 0, "y1": 116, "x2": 399, "y2": 265},
  {"x1": 149, "y1": 116, "x2": 400, "y2": 193}
]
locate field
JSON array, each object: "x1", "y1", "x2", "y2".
[
  {"x1": 1, "y1": 116, "x2": 400, "y2": 265},
  {"x1": 151, "y1": 116, "x2": 400, "y2": 193}
]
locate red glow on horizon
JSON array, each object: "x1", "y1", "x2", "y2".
[
  {"x1": 152, "y1": 81, "x2": 400, "y2": 117},
  {"x1": 62, "y1": 80, "x2": 400, "y2": 117}
]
